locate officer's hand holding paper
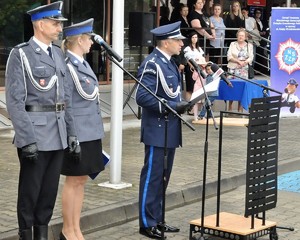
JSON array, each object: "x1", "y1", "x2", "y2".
[{"x1": 176, "y1": 100, "x2": 192, "y2": 114}]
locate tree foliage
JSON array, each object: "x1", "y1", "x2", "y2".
[{"x1": 0, "y1": 0, "x2": 41, "y2": 46}]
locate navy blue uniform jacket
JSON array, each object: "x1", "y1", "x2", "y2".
[{"x1": 136, "y1": 48, "x2": 182, "y2": 148}]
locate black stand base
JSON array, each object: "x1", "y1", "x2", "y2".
[
  {"x1": 255, "y1": 214, "x2": 295, "y2": 232},
  {"x1": 276, "y1": 225, "x2": 294, "y2": 231}
]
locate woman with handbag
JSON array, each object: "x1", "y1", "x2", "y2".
[
  {"x1": 227, "y1": 28, "x2": 253, "y2": 112},
  {"x1": 241, "y1": 6, "x2": 260, "y2": 67},
  {"x1": 184, "y1": 31, "x2": 205, "y2": 104}
]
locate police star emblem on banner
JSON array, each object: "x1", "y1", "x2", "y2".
[{"x1": 275, "y1": 38, "x2": 300, "y2": 75}]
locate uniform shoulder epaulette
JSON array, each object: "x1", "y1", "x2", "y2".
[
  {"x1": 14, "y1": 42, "x2": 29, "y2": 49},
  {"x1": 149, "y1": 54, "x2": 158, "y2": 63}
]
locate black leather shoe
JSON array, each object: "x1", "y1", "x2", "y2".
[
  {"x1": 158, "y1": 223, "x2": 180, "y2": 232},
  {"x1": 139, "y1": 227, "x2": 166, "y2": 239}
]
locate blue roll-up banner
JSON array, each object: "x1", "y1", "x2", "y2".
[{"x1": 271, "y1": 8, "x2": 300, "y2": 117}]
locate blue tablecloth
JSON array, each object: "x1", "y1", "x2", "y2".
[{"x1": 217, "y1": 79, "x2": 269, "y2": 111}]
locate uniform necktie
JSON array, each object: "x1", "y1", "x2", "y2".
[
  {"x1": 47, "y1": 46, "x2": 52, "y2": 59},
  {"x1": 170, "y1": 59, "x2": 178, "y2": 72},
  {"x1": 83, "y1": 60, "x2": 87, "y2": 68}
]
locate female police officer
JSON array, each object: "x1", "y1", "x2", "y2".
[{"x1": 59, "y1": 19, "x2": 105, "y2": 240}]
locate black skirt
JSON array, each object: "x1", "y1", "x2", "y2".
[
  {"x1": 185, "y1": 67, "x2": 195, "y2": 92},
  {"x1": 61, "y1": 139, "x2": 104, "y2": 176}
]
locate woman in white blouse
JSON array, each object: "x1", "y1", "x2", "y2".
[
  {"x1": 227, "y1": 28, "x2": 253, "y2": 112},
  {"x1": 184, "y1": 31, "x2": 205, "y2": 104}
]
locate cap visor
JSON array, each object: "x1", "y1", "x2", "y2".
[
  {"x1": 170, "y1": 35, "x2": 186, "y2": 40},
  {"x1": 48, "y1": 16, "x2": 68, "y2": 21}
]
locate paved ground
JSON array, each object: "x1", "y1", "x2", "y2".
[
  {"x1": 0, "y1": 115, "x2": 299, "y2": 240},
  {"x1": 84, "y1": 186, "x2": 300, "y2": 240}
]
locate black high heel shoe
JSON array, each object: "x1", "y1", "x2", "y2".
[{"x1": 59, "y1": 232, "x2": 67, "y2": 240}]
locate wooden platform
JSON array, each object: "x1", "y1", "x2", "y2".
[
  {"x1": 190, "y1": 212, "x2": 276, "y2": 235},
  {"x1": 192, "y1": 117, "x2": 248, "y2": 127}
]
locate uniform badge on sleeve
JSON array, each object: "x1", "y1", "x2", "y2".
[{"x1": 39, "y1": 79, "x2": 45, "y2": 86}]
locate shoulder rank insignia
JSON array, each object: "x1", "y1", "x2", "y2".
[
  {"x1": 160, "y1": 57, "x2": 167, "y2": 63},
  {"x1": 149, "y1": 56, "x2": 156, "y2": 63},
  {"x1": 15, "y1": 42, "x2": 29, "y2": 49}
]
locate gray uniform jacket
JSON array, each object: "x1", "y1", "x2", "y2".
[
  {"x1": 5, "y1": 38, "x2": 76, "y2": 151},
  {"x1": 66, "y1": 51, "x2": 104, "y2": 143}
]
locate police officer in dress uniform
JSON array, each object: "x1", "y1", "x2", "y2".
[
  {"x1": 5, "y1": 2, "x2": 80, "y2": 239},
  {"x1": 136, "y1": 22, "x2": 192, "y2": 239},
  {"x1": 59, "y1": 19, "x2": 105, "y2": 240}
]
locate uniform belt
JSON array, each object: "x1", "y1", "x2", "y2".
[{"x1": 25, "y1": 103, "x2": 65, "y2": 112}]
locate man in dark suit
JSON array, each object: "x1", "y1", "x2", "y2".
[
  {"x1": 5, "y1": 2, "x2": 79, "y2": 239},
  {"x1": 136, "y1": 21, "x2": 191, "y2": 239}
]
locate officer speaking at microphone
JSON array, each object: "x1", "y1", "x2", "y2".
[
  {"x1": 136, "y1": 21, "x2": 191, "y2": 239},
  {"x1": 5, "y1": 1, "x2": 79, "y2": 239}
]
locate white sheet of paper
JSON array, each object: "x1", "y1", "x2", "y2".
[{"x1": 189, "y1": 77, "x2": 221, "y2": 105}]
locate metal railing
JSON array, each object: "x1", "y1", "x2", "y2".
[
  {"x1": 189, "y1": 27, "x2": 271, "y2": 78},
  {"x1": 122, "y1": 27, "x2": 271, "y2": 79}
]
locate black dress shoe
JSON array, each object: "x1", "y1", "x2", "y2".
[
  {"x1": 139, "y1": 227, "x2": 166, "y2": 239},
  {"x1": 59, "y1": 232, "x2": 67, "y2": 240},
  {"x1": 158, "y1": 223, "x2": 180, "y2": 232}
]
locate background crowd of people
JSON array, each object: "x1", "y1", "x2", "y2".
[{"x1": 153, "y1": 0, "x2": 297, "y2": 115}]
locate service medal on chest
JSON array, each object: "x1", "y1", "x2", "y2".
[{"x1": 39, "y1": 79, "x2": 45, "y2": 86}]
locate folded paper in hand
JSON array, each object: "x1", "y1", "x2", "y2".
[
  {"x1": 189, "y1": 74, "x2": 221, "y2": 105},
  {"x1": 89, "y1": 150, "x2": 110, "y2": 180}
]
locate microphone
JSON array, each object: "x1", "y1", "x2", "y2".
[
  {"x1": 94, "y1": 35, "x2": 123, "y2": 62},
  {"x1": 210, "y1": 64, "x2": 232, "y2": 87},
  {"x1": 184, "y1": 53, "x2": 207, "y2": 79}
]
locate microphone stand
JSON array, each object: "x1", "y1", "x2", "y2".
[
  {"x1": 123, "y1": 82, "x2": 138, "y2": 109},
  {"x1": 123, "y1": 46, "x2": 144, "y2": 118},
  {"x1": 107, "y1": 55, "x2": 195, "y2": 239},
  {"x1": 123, "y1": 83, "x2": 141, "y2": 119},
  {"x1": 226, "y1": 72, "x2": 282, "y2": 96},
  {"x1": 194, "y1": 68, "x2": 218, "y2": 240}
]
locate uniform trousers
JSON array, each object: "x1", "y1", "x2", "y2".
[
  {"x1": 17, "y1": 149, "x2": 64, "y2": 230},
  {"x1": 139, "y1": 145, "x2": 175, "y2": 228}
]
